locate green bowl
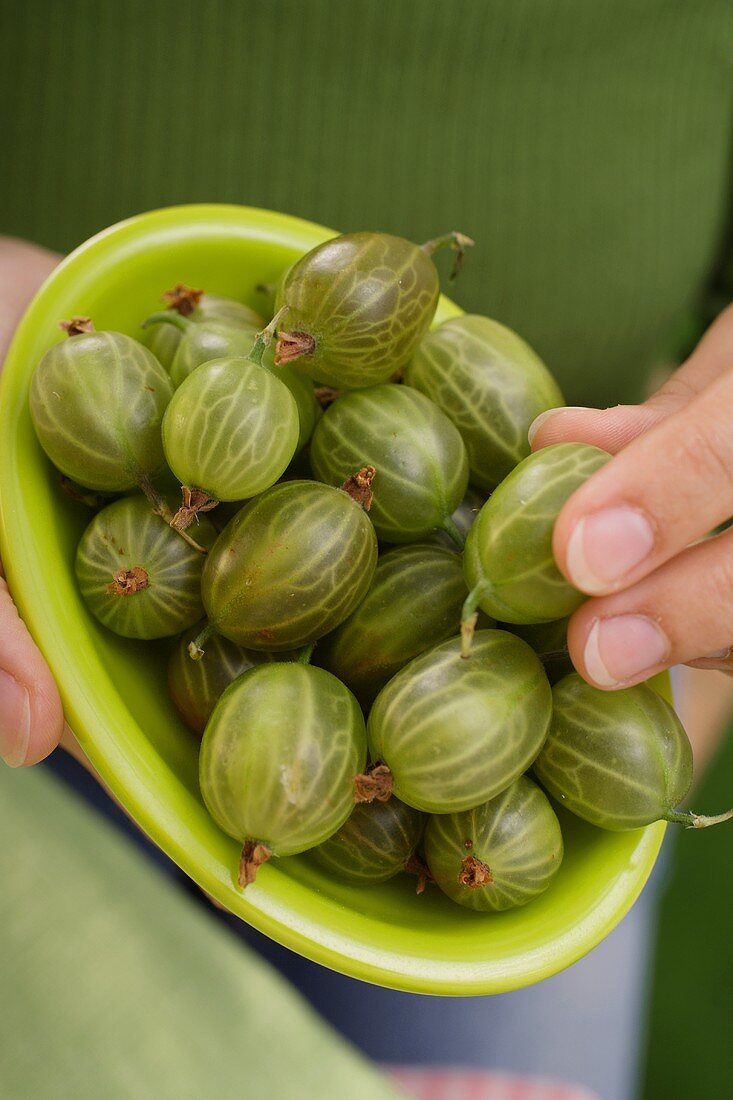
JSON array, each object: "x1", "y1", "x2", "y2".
[{"x1": 0, "y1": 204, "x2": 667, "y2": 995}]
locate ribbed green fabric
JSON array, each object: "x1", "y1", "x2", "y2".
[
  {"x1": 0, "y1": 764, "x2": 399, "y2": 1100},
  {"x1": 2, "y1": 1, "x2": 732, "y2": 405}
]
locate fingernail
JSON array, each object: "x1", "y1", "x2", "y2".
[
  {"x1": 565, "y1": 506, "x2": 654, "y2": 593},
  {"x1": 0, "y1": 670, "x2": 31, "y2": 767},
  {"x1": 583, "y1": 616, "x2": 670, "y2": 687},
  {"x1": 527, "y1": 407, "x2": 590, "y2": 447}
]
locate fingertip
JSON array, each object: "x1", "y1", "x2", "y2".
[
  {"x1": 529, "y1": 404, "x2": 663, "y2": 455},
  {"x1": 0, "y1": 662, "x2": 64, "y2": 768},
  {"x1": 528, "y1": 406, "x2": 601, "y2": 450},
  {"x1": 0, "y1": 578, "x2": 65, "y2": 767},
  {"x1": 22, "y1": 673, "x2": 65, "y2": 765}
]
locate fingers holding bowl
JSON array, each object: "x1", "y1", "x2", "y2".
[{"x1": 0, "y1": 563, "x2": 64, "y2": 766}]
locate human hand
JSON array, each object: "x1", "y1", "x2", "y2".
[
  {"x1": 0, "y1": 237, "x2": 65, "y2": 767},
  {"x1": 529, "y1": 302, "x2": 733, "y2": 694}
]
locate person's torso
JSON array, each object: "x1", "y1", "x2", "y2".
[{"x1": 3, "y1": 0, "x2": 732, "y2": 404}]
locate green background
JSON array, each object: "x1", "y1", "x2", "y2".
[{"x1": 2, "y1": 1, "x2": 733, "y2": 1095}]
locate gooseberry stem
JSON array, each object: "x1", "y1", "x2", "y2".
[
  {"x1": 341, "y1": 466, "x2": 376, "y2": 511},
  {"x1": 353, "y1": 763, "x2": 394, "y2": 803},
  {"x1": 440, "y1": 516, "x2": 465, "y2": 550},
  {"x1": 59, "y1": 317, "x2": 94, "y2": 336},
  {"x1": 238, "y1": 840, "x2": 271, "y2": 887},
  {"x1": 162, "y1": 283, "x2": 204, "y2": 316},
  {"x1": 664, "y1": 808, "x2": 733, "y2": 829},
  {"x1": 420, "y1": 231, "x2": 475, "y2": 281},
  {"x1": 247, "y1": 306, "x2": 289, "y2": 368},
  {"x1": 188, "y1": 622, "x2": 215, "y2": 660},
  {"x1": 170, "y1": 487, "x2": 219, "y2": 532},
  {"x1": 136, "y1": 474, "x2": 209, "y2": 554},
  {"x1": 141, "y1": 311, "x2": 190, "y2": 334},
  {"x1": 460, "y1": 584, "x2": 492, "y2": 658},
  {"x1": 298, "y1": 644, "x2": 315, "y2": 665}
]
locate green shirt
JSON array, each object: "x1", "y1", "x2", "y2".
[{"x1": 2, "y1": 0, "x2": 732, "y2": 405}]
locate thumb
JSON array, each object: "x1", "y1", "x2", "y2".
[{"x1": 0, "y1": 566, "x2": 64, "y2": 766}]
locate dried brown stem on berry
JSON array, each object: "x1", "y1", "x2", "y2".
[
  {"x1": 404, "y1": 852, "x2": 434, "y2": 895},
  {"x1": 162, "y1": 283, "x2": 204, "y2": 316},
  {"x1": 353, "y1": 763, "x2": 393, "y2": 803},
  {"x1": 341, "y1": 465, "x2": 376, "y2": 511},
  {"x1": 107, "y1": 566, "x2": 149, "y2": 596},
  {"x1": 458, "y1": 854, "x2": 493, "y2": 889},
  {"x1": 171, "y1": 486, "x2": 219, "y2": 531},
  {"x1": 59, "y1": 317, "x2": 94, "y2": 336},
  {"x1": 314, "y1": 386, "x2": 342, "y2": 408},
  {"x1": 275, "y1": 330, "x2": 315, "y2": 365},
  {"x1": 238, "y1": 841, "x2": 271, "y2": 887}
]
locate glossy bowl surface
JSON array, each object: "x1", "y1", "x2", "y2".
[{"x1": 0, "y1": 205, "x2": 667, "y2": 994}]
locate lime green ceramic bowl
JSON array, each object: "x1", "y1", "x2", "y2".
[{"x1": 0, "y1": 205, "x2": 668, "y2": 995}]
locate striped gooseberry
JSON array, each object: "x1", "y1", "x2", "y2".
[
  {"x1": 191, "y1": 476, "x2": 378, "y2": 654},
  {"x1": 144, "y1": 284, "x2": 263, "y2": 369},
  {"x1": 143, "y1": 311, "x2": 259, "y2": 388},
  {"x1": 273, "y1": 231, "x2": 472, "y2": 389},
  {"x1": 534, "y1": 674, "x2": 733, "y2": 830},
  {"x1": 362, "y1": 630, "x2": 552, "y2": 813},
  {"x1": 462, "y1": 442, "x2": 610, "y2": 630},
  {"x1": 261, "y1": 342, "x2": 321, "y2": 452},
  {"x1": 29, "y1": 322, "x2": 172, "y2": 495},
  {"x1": 75, "y1": 496, "x2": 216, "y2": 639},
  {"x1": 424, "y1": 776, "x2": 564, "y2": 911},
  {"x1": 161, "y1": 350, "x2": 299, "y2": 526},
  {"x1": 312, "y1": 797, "x2": 425, "y2": 886},
  {"x1": 317, "y1": 543, "x2": 467, "y2": 709},
  {"x1": 167, "y1": 625, "x2": 296, "y2": 736},
  {"x1": 310, "y1": 384, "x2": 469, "y2": 545},
  {"x1": 404, "y1": 315, "x2": 563, "y2": 492},
  {"x1": 199, "y1": 662, "x2": 367, "y2": 885}
]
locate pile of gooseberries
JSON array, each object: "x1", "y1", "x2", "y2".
[{"x1": 30, "y1": 229, "x2": 732, "y2": 913}]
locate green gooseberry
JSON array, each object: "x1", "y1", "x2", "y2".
[
  {"x1": 167, "y1": 625, "x2": 297, "y2": 736},
  {"x1": 463, "y1": 443, "x2": 610, "y2": 626},
  {"x1": 29, "y1": 324, "x2": 172, "y2": 494},
  {"x1": 75, "y1": 496, "x2": 216, "y2": 639},
  {"x1": 192, "y1": 478, "x2": 378, "y2": 653},
  {"x1": 273, "y1": 230, "x2": 472, "y2": 389},
  {"x1": 310, "y1": 384, "x2": 469, "y2": 544},
  {"x1": 199, "y1": 663, "x2": 367, "y2": 886},
  {"x1": 161, "y1": 355, "x2": 299, "y2": 518},
  {"x1": 261, "y1": 342, "x2": 321, "y2": 452},
  {"x1": 312, "y1": 797, "x2": 425, "y2": 885},
  {"x1": 364, "y1": 630, "x2": 552, "y2": 814},
  {"x1": 405, "y1": 315, "x2": 564, "y2": 492},
  {"x1": 317, "y1": 544, "x2": 467, "y2": 709},
  {"x1": 504, "y1": 618, "x2": 574, "y2": 685},
  {"x1": 424, "y1": 776, "x2": 564, "y2": 912},
  {"x1": 534, "y1": 674, "x2": 733, "y2": 831},
  {"x1": 144, "y1": 284, "x2": 263, "y2": 369},
  {"x1": 143, "y1": 311, "x2": 260, "y2": 388}
]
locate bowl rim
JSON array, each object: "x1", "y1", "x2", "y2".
[{"x1": 0, "y1": 203, "x2": 667, "y2": 995}]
